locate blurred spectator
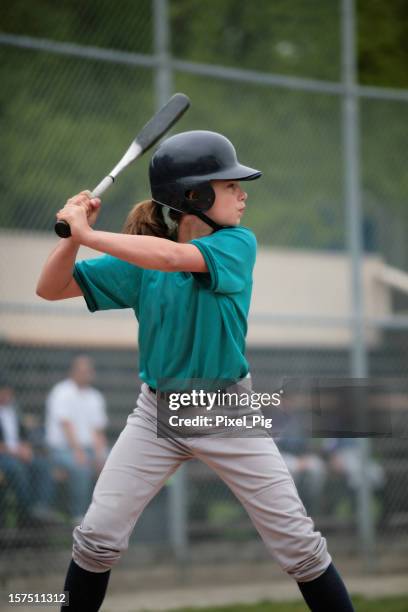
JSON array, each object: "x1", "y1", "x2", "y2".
[
  {"x1": 273, "y1": 402, "x2": 327, "y2": 517},
  {"x1": 277, "y1": 437, "x2": 327, "y2": 517},
  {"x1": 322, "y1": 438, "x2": 386, "y2": 518},
  {"x1": 0, "y1": 374, "x2": 54, "y2": 526},
  {"x1": 45, "y1": 356, "x2": 108, "y2": 524}
]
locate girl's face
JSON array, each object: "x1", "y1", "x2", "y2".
[{"x1": 206, "y1": 180, "x2": 248, "y2": 226}]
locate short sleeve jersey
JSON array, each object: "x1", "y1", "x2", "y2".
[{"x1": 73, "y1": 227, "x2": 256, "y2": 389}]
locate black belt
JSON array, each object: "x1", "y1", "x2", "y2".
[{"x1": 148, "y1": 384, "x2": 234, "y2": 395}]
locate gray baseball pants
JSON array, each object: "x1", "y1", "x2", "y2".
[{"x1": 73, "y1": 382, "x2": 331, "y2": 582}]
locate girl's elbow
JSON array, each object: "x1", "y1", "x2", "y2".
[
  {"x1": 36, "y1": 285, "x2": 58, "y2": 301},
  {"x1": 36, "y1": 284, "x2": 47, "y2": 300},
  {"x1": 36, "y1": 288, "x2": 50, "y2": 300}
]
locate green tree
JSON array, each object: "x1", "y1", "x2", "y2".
[{"x1": 0, "y1": 0, "x2": 407, "y2": 259}]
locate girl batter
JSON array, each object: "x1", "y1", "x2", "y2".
[{"x1": 37, "y1": 130, "x2": 354, "y2": 611}]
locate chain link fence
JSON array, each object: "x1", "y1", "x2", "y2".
[{"x1": 1, "y1": 0, "x2": 408, "y2": 580}]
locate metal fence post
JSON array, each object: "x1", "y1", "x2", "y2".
[
  {"x1": 341, "y1": 0, "x2": 375, "y2": 570},
  {"x1": 154, "y1": 0, "x2": 172, "y2": 109},
  {"x1": 153, "y1": 0, "x2": 189, "y2": 563}
]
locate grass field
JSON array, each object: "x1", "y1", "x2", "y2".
[{"x1": 165, "y1": 595, "x2": 408, "y2": 612}]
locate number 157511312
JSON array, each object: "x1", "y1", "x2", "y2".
[{"x1": 8, "y1": 592, "x2": 69, "y2": 605}]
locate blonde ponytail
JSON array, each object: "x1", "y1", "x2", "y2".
[{"x1": 122, "y1": 200, "x2": 181, "y2": 240}]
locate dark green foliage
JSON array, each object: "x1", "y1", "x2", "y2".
[
  {"x1": 357, "y1": 0, "x2": 408, "y2": 88},
  {"x1": 1, "y1": 1, "x2": 407, "y2": 252},
  {"x1": 171, "y1": 0, "x2": 341, "y2": 80},
  {"x1": 0, "y1": 0, "x2": 153, "y2": 53}
]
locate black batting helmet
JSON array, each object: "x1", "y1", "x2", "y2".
[{"x1": 149, "y1": 130, "x2": 261, "y2": 229}]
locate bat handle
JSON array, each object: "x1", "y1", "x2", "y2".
[
  {"x1": 92, "y1": 175, "x2": 114, "y2": 198},
  {"x1": 54, "y1": 176, "x2": 114, "y2": 238},
  {"x1": 54, "y1": 220, "x2": 72, "y2": 238}
]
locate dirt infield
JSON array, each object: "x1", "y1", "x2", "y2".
[
  {"x1": 2, "y1": 559, "x2": 407, "y2": 612},
  {"x1": 102, "y1": 573, "x2": 408, "y2": 612}
]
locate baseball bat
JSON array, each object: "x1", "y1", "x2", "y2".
[{"x1": 55, "y1": 92, "x2": 191, "y2": 238}]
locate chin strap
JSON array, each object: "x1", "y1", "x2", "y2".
[
  {"x1": 193, "y1": 210, "x2": 223, "y2": 232},
  {"x1": 153, "y1": 198, "x2": 224, "y2": 232}
]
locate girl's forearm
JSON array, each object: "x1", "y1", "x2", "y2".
[
  {"x1": 81, "y1": 229, "x2": 178, "y2": 270},
  {"x1": 36, "y1": 238, "x2": 80, "y2": 299}
]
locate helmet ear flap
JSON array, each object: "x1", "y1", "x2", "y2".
[{"x1": 182, "y1": 181, "x2": 215, "y2": 212}]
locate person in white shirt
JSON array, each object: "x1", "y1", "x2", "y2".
[{"x1": 45, "y1": 356, "x2": 108, "y2": 523}]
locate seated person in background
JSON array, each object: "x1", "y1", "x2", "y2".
[
  {"x1": 322, "y1": 438, "x2": 386, "y2": 519},
  {"x1": 0, "y1": 374, "x2": 54, "y2": 525},
  {"x1": 45, "y1": 355, "x2": 108, "y2": 525},
  {"x1": 277, "y1": 435, "x2": 327, "y2": 517}
]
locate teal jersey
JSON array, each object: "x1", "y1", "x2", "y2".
[{"x1": 73, "y1": 226, "x2": 256, "y2": 389}]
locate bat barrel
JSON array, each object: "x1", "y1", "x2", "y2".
[{"x1": 54, "y1": 92, "x2": 191, "y2": 238}]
